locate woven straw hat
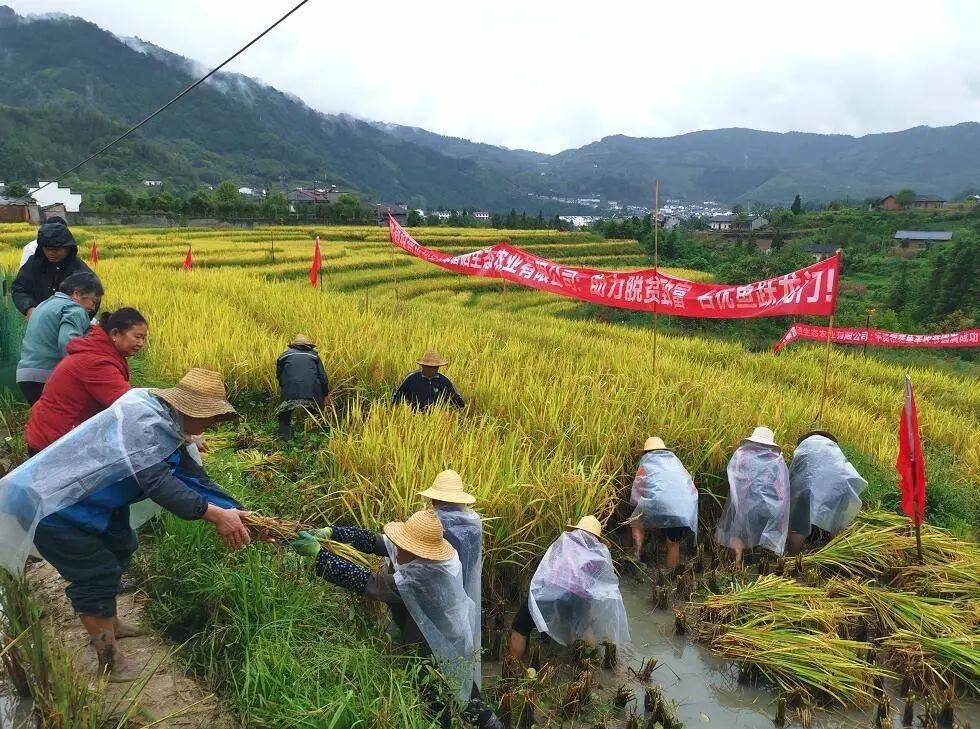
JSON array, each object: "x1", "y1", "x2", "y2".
[
  {"x1": 419, "y1": 469, "x2": 476, "y2": 504},
  {"x1": 566, "y1": 515, "x2": 603, "y2": 539},
  {"x1": 742, "y1": 426, "x2": 779, "y2": 449},
  {"x1": 290, "y1": 333, "x2": 314, "y2": 347},
  {"x1": 151, "y1": 368, "x2": 238, "y2": 420},
  {"x1": 643, "y1": 436, "x2": 666, "y2": 451},
  {"x1": 417, "y1": 349, "x2": 449, "y2": 367},
  {"x1": 383, "y1": 508, "x2": 456, "y2": 561}
]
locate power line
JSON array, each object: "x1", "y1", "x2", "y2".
[{"x1": 35, "y1": 0, "x2": 312, "y2": 194}]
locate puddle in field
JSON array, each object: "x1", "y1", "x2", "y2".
[
  {"x1": 617, "y1": 579, "x2": 980, "y2": 729},
  {"x1": 0, "y1": 682, "x2": 34, "y2": 729}
]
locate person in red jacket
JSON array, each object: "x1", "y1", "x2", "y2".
[{"x1": 26, "y1": 308, "x2": 148, "y2": 455}]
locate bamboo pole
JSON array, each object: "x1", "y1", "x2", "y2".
[{"x1": 652, "y1": 180, "x2": 660, "y2": 378}]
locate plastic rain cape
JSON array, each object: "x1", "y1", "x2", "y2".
[
  {"x1": 715, "y1": 442, "x2": 791, "y2": 555},
  {"x1": 392, "y1": 550, "x2": 478, "y2": 703},
  {"x1": 789, "y1": 435, "x2": 867, "y2": 536},
  {"x1": 0, "y1": 389, "x2": 182, "y2": 575},
  {"x1": 527, "y1": 529, "x2": 630, "y2": 648},
  {"x1": 434, "y1": 504, "x2": 482, "y2": 689},
  {"x1": 629, "y1": 450, "x2": 699, "y2": 537}
]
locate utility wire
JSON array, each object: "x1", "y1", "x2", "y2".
[{"x1": 35, "y1": 0, "x2": 312, "y2": 194}]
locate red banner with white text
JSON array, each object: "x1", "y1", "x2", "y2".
[
  {"x1": 389, "y1": 216, "x2": 840, "y2": 318},
  {"x1": 773, "y1": 323, "x2": 980, "y2": 353}
]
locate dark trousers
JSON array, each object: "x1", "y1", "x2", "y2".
[
  {"x1": 18, "y1": 381, "x2": 44, "y2": 405},
  {"x1": 277, "y1": 409, "x2": 295, "y2": 440},
  {"x1": 33, "y1": 514, "x2": 138, "y2": 617}
]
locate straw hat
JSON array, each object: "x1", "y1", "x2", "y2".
[
  {"x1": 290, "y1": 333, "x2": 314, "y2": 347},
  {"x1": 742, "y1": 426, "x2": 779, "y2": 449},
  {"x1": 643, "y1": 436, "x2": 666, "y2": 451},
  {"x1": 151, "y1": 368, "x2": 238, "y2": 420},
  {"x1": 419, "y1": 469, "x2": 476, "y2": 505},
  {"x1": 566, "y1": 515, "x2": 603, "y2": 539},
  {"x1": 417, "y1": 349, "x2": 449, "y2": 367},
  {"x1": 383, "y1": 509, "x2": 456, "y2": 561}
]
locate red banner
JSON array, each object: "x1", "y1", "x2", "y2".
[
  {"x1": 773, "y1": 323, "x2": 980, "y2": 352},
  {"x1": 310, "y1": 236, "x2": 322, "y2": 287},
  {"x1": 388, "y1": 216, "x2": 840, "y2": 318},
  {"x1": 897, "y1": 375, "x2": 926, "y2": 527}
]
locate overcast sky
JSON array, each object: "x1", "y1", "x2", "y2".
[{"x1": 8, "y1": 0, "x2": 980, "y2": 153}]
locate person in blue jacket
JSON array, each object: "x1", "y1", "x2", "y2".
[{"x1": 4, "y1": 369, "x2": 251, "y2": 683}]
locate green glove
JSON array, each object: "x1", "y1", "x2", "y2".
[
  {"x1": 289, "y1": 531, "x2": 321, "y2": 558},
  {"x1": 308, "y1": 527, "x2": 333, "y2": 541}
]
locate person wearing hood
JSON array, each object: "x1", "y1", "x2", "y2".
[
  {"x1": 275, "y1": 334, "x2": 329, "y2": 440},
  {"x1": 289, "y1": 509, "x2": 501, "y2": 729},
  {"x1": 12, "y1": 220, "x2": 93, "y2": 317},
  {"x1": 509, "y1": 516, "x2": 629, "y2": 662},
  {"x1": 0, "y1": 369, "x2": 251, "y2": 683},
  {"x1": 787, "y1": 430, "x2": 867, "y2": 556},
  {"x1": 15, "y1": 271, "x2": 102, "y2": 405},
  {"x1": 25, "y1": 308, "x2": 148, "y2": 455},
  {"x1": 18, "y1": 215, "x2": 69, "y2": 270},
  {"x1": 628, "y1": 436, "x2": 698, "y2": 570},
  {"x1": 393, "y1": 349, "x2": 465, "y2": 412},
  {"x1": 714, "y1": 427, "x2": 791, "y2": 567}
]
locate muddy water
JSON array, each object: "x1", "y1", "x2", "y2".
[
  {"x1": 618, "y1": 579, "x2": 980, "y2": 729},
  {"x1": 0, "y1": 683, "x2": 34, "y2": 728}
]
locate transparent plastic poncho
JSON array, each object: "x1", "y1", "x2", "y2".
[
  {"x1": 393, "y1": 552, "x2": 478, "y2": 703},
  {"x1": 714, "y1": 442, "x2": 791, "y2": 555},
  {"x1": 629, "y1": 450, "x2": 699, "y2": 537},
  {"x1": 527, "y1": 529, "x2": 630, "y2": 648},
  {"x1": 434, "y1": 504, "x2": 482, "y2": 689},
  {"x1": 0, "y1": 389, "x2": 182, "y2": 575},
  {"x1": 789, "y1": 435, "x2": 867, "y2": 537}
]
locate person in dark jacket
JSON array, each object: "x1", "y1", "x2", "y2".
[
  {"x1": 24, "y1": 369, "x2": 251, "y2": 682},
  {"x1": 15, "y1": 271, "x2": 102, "y2": 405},
  {"x1": 25, "y1": 308, "x2": 148, "y2": 455},
  {"x1": 12, "y1": 221, "x2": 93, "y2": 317},
  {"x1": 275, "y1": 333, "x2": 329, "y2": 440},
  {"x1": 392, "y1": 349, "x2": 465, "y2": 411},
  {"x1": 289, "y1": 509, "x2": 501, "y2": 729}
]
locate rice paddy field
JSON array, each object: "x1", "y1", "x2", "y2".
[{"x1": 0, "y1": 222, "x2": 977, "y2": 728}]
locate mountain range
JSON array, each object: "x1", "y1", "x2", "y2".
[{"x1": 1, "y1": 5, "x2": 978, "y2": 210}]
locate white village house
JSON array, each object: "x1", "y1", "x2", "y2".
[{"x1": 29, "y1": 181, "x2": 82, "y2": 213}]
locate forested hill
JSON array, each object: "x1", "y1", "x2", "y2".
[{"x1": 1, "y1": 5, "x2": 978, "y2": 207}]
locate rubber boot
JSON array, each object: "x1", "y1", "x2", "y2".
[
  {"x1": 94, "y1": 642, "x2": 144, "y2": 683},
  {"x1": 114, "y1": 617, "x2": 147, "y2": 638}
]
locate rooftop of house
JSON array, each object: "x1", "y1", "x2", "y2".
[
  {"x1": 913, "y1": 194, "x2": 945, "y2": 203},
  {"x1": 805, "y1": 243, "x2": 839, "y2": 254},
  {"x1": 0, "y1": 195, "x2": 34, "y2": 205},
  {"x1": 893, "y1": 230, "x2": 953, "y2": 241}
]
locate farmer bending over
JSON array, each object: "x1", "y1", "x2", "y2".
[
  {"x1": 0, "y1": 369, "x2": 251, "y2": 682},
  {"x1": 392, "y1": 349, "x2": 465, "y2": 411},
  {"x1": 275, "y1": 333, "x2": 329, "y2": 440},
  {"x1": 509, "y1": 516, "x2": 629, "y2": 661},
  {"x1": 290, "y1": 509, "x2": 501, "y2": 729}
]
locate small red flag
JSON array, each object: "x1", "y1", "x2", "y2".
[
  {"x1": 309, "y1": 236, "x2": 322, "y2": 287},
  {"x1": 183, "y1": 244, "x2": 193, "y2": 271},
  {"x1": 896, "y1": 375, "x2": 926, "y2": 527},
  {"x1": 89, "y1": 242, "x2": 98, "y2": 264}
]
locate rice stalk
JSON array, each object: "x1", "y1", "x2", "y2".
[
  {"x1": 880, "y1": 631, "x2": 979, "y2": 694},
  {"x1": 826, "y1": 580, "x2": 970, "y2": 638}
]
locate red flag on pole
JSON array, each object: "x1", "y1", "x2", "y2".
[
  {"x1": 896, "y1": 375, "x2": 926, "y2": 559},
  {"x1": 309, "y1": 236, "x2": 322, "y2": 287},
  {"x1": 88, "y1": 242, "x2": 98, "y2": 264},
  {"x1": 183, "y1": 244, "x2": 193, "y2": 271}
]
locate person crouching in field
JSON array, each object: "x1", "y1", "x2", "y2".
[
  {"x1": 0, "y1": 369, "x2": 252, "y2": 682},
  {"x1": 275, "y1": 334, "x2": 329, "y2": 440},
  {"x1": 715, "y1": 426, "x2": 790, "y2": 567},
  {"x1": 25, "y1": 308, "x2": 148, "y2": 456},
  {"x1": 509, "y1": 516, "x2": 629, "y2": 662},
  {"x1": 16, "y1": 271, "x2": 103, "y2": 405},
  {"x1": 628, "y1": 436, "x2": 698, "y2": 570},
  {"x1": 289, "y1": 509, "x2": 501, "y2": 728},
  {"x1": 786, "y1": 430, "x2": 867, "y2": 556},
  {"x1": 393, "y1": 349, "x2": 465, "y2": 411}
]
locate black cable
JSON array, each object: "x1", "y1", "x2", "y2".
[{"x1": 34, "y1": 0, "x2": 312, "y2": 194}]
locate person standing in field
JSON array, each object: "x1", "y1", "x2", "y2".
[
  {"x1": 628, "y1": 436, "x2": 698, "y2": 570},
  {"x1": 17, "y1": 215, "x2": 69, "y2": 270},
  {"x1": 15, "y1": 272, "x2": 103, "y2": 405},
  {"x1": 393, "y1": 349, "x2": 465, "y2": 411},
  {"x1": 786, "y1": 430, "x2": 867, "y2": 556},
  {"x1": 12, "y1": 220, "x2": 93, "y2": 318},
  {"x1": 715, "y1": 426, "x2": 791, "y2": 567},
  {"x1": 508, "y1": 516, "x2": 629, "y2": 661},
  {"x1": 420, "y1": 469, "x2": 483, "y2": 690},
  {"x1": 24, "y1": 308, "x2": 148, "y2": 455},
  {"x1": 275, "y1": 334, "x2": 329, "y2": 440},
  {"x1": 0, "y1": 369, "x2": 251, "y2": 682},
  {"x1": 289, "y1": 509, "x2": 501, "y2": 728}
]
